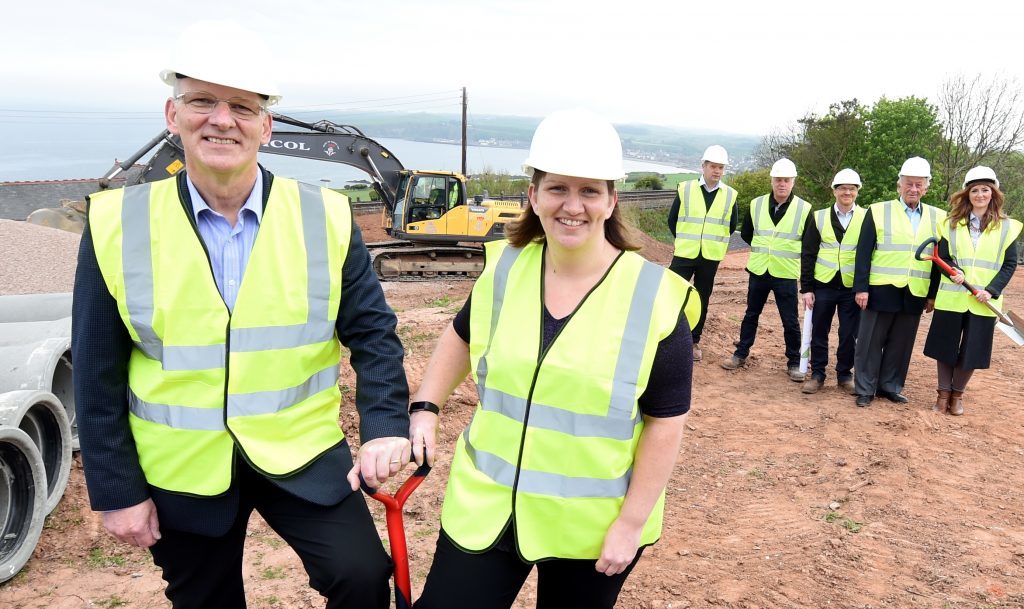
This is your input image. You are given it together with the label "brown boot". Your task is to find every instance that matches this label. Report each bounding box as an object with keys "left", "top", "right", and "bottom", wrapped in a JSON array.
[
  {"left": 948, "top": 390, "right": 964, "bottom": 416},
  {"left": 933, "top": 390, "right": 950, "bottom": 413}
]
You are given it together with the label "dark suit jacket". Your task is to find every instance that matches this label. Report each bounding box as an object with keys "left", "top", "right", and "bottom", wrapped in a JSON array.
[
  {"left": 72, "top": 168, "right": 409, "bottom": 536},
  {"left": 852, "top": 206, "right": 940, "bottom": 315}
]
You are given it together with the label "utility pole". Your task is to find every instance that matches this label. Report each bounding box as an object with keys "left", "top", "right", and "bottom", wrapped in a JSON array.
[{"left": 461, "top": 87, "right": 468, "bottom": 176}]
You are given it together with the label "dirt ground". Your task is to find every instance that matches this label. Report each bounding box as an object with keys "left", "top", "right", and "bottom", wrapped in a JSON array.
[{"left": 3, "top": 214, "right": 1023, "bottom": 609}]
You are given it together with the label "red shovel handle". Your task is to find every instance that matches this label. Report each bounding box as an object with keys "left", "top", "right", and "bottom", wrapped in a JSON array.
[
  {"left": 914, "top": 237, "right": 981, "bottom": 294},
  {"left": 361, "top": 460, "right": 431, "bottom": 609}
]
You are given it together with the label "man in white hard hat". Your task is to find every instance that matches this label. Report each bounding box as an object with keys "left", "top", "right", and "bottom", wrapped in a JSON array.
[
  {"left": 667, "top": 144, "right": 738, "bottom": 361},
  {"left": 798, "top": 169, "right": 867, "bottom": 394},
  {"left": 722, "top": 158, "right": 811, "bottom": 381},
  {"left": 72, "top": 20, "right": 408, "bottom": 608},
  {"left": 851, "top": 157, "right": 945, "bottom": 407}
]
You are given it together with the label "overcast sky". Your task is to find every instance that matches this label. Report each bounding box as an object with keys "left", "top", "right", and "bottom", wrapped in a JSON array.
[{"left": 3, "top": 0, "right": 1023, "bottom": 136}]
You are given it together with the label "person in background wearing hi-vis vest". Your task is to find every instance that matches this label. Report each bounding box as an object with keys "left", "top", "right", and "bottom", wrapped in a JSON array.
[
  {"left": 799, "top": 169, "right": 866, "bottom": 395},
  {"left": 407, "top": 109, "right": 701, "bottom": 609},
  {"left": 923, "top": 167, "right": 1020, "bottom": 415},
  {"left": 71, "top": 21, "right": 411, "bottom": 608},
  {"left": 852, "top": 157, "right": 946, "bottom": 407},
  {"left": 667, "top": 145, "right": 738, "bottom": 362},
  {"left": 722, "top": 158, "right": 811, "bottom": 382}
]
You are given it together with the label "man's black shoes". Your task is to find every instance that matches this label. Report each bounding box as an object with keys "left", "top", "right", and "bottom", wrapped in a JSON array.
[
  {"left": 855, "top": 395, "right": 872, "bottom": 407},
  {"left": 876, "top": 391, "right": 909, "bottom": 404}
]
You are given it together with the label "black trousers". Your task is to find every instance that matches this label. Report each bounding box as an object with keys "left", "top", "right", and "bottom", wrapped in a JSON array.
[
  {"left": 149, "top": 462, "right": 392, "bottom": 609},
  {"left": 734, "top": 273, "right": 801, "bottom": 367},
  {"left": 415, "top": 529, "right": 642, "bottom": 609},
  {"left": 853, "top": 308, "right": 922, "bottom": 396},
  {"left": 669, "top": 255, "right": 720, "bottom": 343},
  {"left": 809, "top": 286, "right": 860, "bottom": 381}
]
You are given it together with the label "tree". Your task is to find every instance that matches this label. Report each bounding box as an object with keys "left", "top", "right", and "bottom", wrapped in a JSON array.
[
  {"left": 727, "top": 168, "right": 771, "bottom": 225},
  {"left": 858, "top": 96, "right": 944, "bottom": 206},
  {"left": 935, "top": 74, "right": 1024, "bottom": 202},
  {"left": 633, "top": 175, "right": 664, "bottom": 190}
]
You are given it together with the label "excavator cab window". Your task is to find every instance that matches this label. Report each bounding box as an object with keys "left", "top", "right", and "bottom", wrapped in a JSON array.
[{"left": 408, "top": 176, "right": 449, "bottom": 222}]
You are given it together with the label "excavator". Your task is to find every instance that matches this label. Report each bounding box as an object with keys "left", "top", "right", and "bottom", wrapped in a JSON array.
[{"left": 27, "top": 114, "right": 524, "bottom": 280}]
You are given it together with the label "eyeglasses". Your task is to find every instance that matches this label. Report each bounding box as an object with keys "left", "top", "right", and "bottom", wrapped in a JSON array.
[
  {"left": 834, "top": 186, "right": 858, "bottom": 193},
  {"left": 174, "top": 92, "right": 265, "bottom": 119}
]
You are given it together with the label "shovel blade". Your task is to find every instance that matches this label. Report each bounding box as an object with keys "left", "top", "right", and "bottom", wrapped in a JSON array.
[{"left": 996, "top": 320, "right": 1024, "bottom": 346}]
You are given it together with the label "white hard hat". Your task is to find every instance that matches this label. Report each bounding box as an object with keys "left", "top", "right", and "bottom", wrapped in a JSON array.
[
  {"left": 831, "top": 168, "right": 862, "bottom": 188},
  {"left": 769, "top": 158, "right": 797, "bottom": 178},
  {"left": 899, "top": 156, "right": 931, "bottom": 179},
  {"left": 701, "top": 145, "right": 729, "bottom": 165},
  {"left": 160, "top": 20, "right": 281, "bottom": 106},
  {"left": 522, "top": 109, "right": 625, "bottom": 180},
  {"left": 963, "top": 166, "right": 999, "bottom": 189}
]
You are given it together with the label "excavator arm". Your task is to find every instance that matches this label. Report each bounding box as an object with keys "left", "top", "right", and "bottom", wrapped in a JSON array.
[{"left": 99, "top": 113, "right": 406, "bottom": 210}]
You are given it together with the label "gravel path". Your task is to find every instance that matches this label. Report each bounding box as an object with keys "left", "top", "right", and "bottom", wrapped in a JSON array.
[{"left": 0, "top": 220, "right": 80, "bottom": 295}]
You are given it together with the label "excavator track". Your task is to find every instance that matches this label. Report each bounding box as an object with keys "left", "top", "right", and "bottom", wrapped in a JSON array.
[{"left": 368, "top": 241, "right": 485, "bottom": 281}]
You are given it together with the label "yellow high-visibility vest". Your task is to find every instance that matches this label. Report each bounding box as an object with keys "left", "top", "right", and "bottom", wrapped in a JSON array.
[
  {"left": 867, "top": 200, "right": 946, "bottom": 297},
  {"left": 745, "top": 195, "right": 811, "bottom": 279},
  {"left": 88, "top": 175, "right": 350, "bottom": 495},
  {"left": 935, "top": 218, "right": 1022, "bottom": 315},
  {"left": 441, "top": 240, "right": 697, "bottom": 561},
  {"left": 673, "top": 180, "right": 737, "bottom": 261},
  {"left": 813, "top": 205, "right": 866, "bottom": 288}
]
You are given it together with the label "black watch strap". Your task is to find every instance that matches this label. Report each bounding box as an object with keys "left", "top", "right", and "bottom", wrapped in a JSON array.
[{"left": 409, "top": 400, "right": 440, "bottom": 415}]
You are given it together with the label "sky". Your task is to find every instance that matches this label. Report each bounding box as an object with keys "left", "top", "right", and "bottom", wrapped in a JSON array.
[{"left": 2, "top": 0, "right": 1024, "bottom": 137}]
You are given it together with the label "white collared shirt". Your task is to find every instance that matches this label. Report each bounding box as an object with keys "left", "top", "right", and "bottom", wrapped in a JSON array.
[
  {"left": 699, "top": 175, "right": 720, "bottom": 193},
  {"left": 834, "top": 203, "right": 856, "bottom": 230}
]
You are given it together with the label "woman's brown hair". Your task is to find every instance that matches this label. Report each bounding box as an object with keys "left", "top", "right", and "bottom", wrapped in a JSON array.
[
  {"left": 947, "top": 181, "right": 1006, "bottom": 232},
  {"left": 504, "top": 170, "right": 640, "bottom": 251}
]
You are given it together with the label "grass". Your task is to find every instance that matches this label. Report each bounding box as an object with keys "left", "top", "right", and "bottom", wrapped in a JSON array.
[
  {"left": 621, "top": 206, "right": 674, "bottom": 245},
  {"left": 261, "top": 566, "right": 286, "bottom": 580},
  {"left": 428, "top": 294, "right": 452, "bottom": 308},
  {"left": 96, "top": 595, "right": 128, "bottom": 608},
  {"left": 86, "top": 548, "right": 127, "bottom": 568},
  {"left": 824, "top": 511, "right": 863, "bottom": 533}
]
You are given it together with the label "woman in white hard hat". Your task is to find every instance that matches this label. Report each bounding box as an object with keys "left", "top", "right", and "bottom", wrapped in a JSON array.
[
  {"left": 408, "top": 109, "right": 700, "bottom": 608},
  {"left": 923, "top": 166, "right": 1020, "bottom": 415}
]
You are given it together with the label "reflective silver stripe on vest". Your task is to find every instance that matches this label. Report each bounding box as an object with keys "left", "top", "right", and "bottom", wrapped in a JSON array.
[
  {"left": 478, "top": 389, "right": 638, "bottom": 440},
  {"left": 474, "top": 246, "right": 523, "bottom": 407},
  {"left": 939, "top": 283, "right": 969, "bottom": 293},
  {"left": 819, "top": 242, "right": 840, "bottom": 250},
  {"left": 750, "top": 246, "right": 770, "bottom": 254},
  {"left": 817, "top": 259, "right": 839, "bottom": 270},
  {"left": 882, "top": 203, "right": 894, "bottom": 246},
  {"left": 228, "top": 364, "right": 339, "bottom": 416},
  {"left": 462, "top": 426, "right": 630, "bottom": 498},
  {"left": 704, "top": 216, "right": 730, "bottom": 227},
  {"left": 230, "top": 183, "right": 335, "bottom": 352},
  {"left": 872, "top": 266, "right": 931, "bottom": 279},
  {"left": 769, "top": 250, "right": 800, "bottom": 259},
  {"left": 476, "top": 251, "right": 659, "bottom": 439},
  {"left": 129, "top": 390, "right": 226, "bottom": 431},
  {"left": 701, "top": 234, "right": 731, "bottom": 243},
  {"left": 840, "top": 264, "right": 856, "bottom": 274},
  {"left": 839, "top": 244, "right": 857, "bottom": 252},
  {"left": 875, "top": 243, "right": 913, "bottom": 252}
]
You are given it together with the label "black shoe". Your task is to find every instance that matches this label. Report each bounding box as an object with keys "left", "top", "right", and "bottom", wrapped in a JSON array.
[
  {"left": 876, "top": 391, "right": 909, "bottom": 404},
  {"left": 855, "top": 395, "right": 872, "bottom": 407}
]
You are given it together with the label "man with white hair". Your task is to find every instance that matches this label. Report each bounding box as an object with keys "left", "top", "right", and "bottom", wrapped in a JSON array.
[
  {"left": 72, "top": 20, "right": 409, "bottom": 608},
  {"left": 667, "top": 145, "right": 738, "bottom": 361},
  {"left": 851, "top": 157, "right": 945, "bottom": 407}
]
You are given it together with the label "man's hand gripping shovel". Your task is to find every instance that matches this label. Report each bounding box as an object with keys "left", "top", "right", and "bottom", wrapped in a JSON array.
[
  {"left": 361, "top": 459, "right": 432, "bottom": 609},
  {"left": 916, "top": 237, "right": 1024, "bottom": 346}
]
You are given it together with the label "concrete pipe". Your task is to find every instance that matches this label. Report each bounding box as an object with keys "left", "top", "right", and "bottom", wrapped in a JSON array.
[
  {"left": 0, "top": 292, "right": 73, "bottom": 324},
  {"left": 0, "top": 391, "right": 72, "bottom": 515},
  {"left": 0, "top": 425, "right": 47, "bottom": 584},
  {"left": 0, "top": 328, "right": 77, "bottom": 452}
]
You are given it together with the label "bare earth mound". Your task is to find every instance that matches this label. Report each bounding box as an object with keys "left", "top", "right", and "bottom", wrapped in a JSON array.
[{"left": 2, "top": 214, "right": 1022, "bottom": 609}]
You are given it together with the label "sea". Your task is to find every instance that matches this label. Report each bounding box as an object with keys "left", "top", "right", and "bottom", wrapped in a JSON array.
[{"left": 0, "top": 118, "right": 691, "bottom": 184}]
